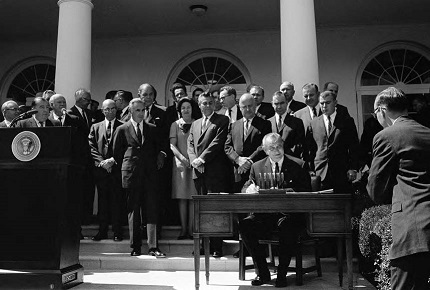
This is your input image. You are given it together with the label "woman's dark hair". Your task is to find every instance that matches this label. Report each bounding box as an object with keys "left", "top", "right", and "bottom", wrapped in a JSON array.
[{"left": 176, "top": 98, "right": 193, "bottom": 118}]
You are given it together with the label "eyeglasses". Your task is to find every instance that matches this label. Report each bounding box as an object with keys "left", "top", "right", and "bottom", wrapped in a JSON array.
[
  {"left": 374, "top": 106, "right": 387, "bottom": 114},
  {"left": 103, "top": 108, "right": 116, "bottom": 112},
  {"left": 266, "top": 145, "right": 283, "bottom": 152},
  {"left": 5, "top": 108, "right": 19, "bottom": 111}
]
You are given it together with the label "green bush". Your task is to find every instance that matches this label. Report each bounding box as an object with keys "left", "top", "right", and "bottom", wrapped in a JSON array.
[
  {"left": 359, "top": 205, "right": 391, "bottom": 258},
  {"left": 373, "top": 215, "right": 392, "bottom": 290}
]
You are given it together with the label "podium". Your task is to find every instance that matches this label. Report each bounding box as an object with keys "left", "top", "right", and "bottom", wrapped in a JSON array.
[{"left": 0, "top": 127, "right": 84, "bottom": 289}]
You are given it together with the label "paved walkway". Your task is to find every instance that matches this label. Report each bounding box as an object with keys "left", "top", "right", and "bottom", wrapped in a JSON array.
[{"left": 75, "top": 270, "right": 375, "bottom": 290}]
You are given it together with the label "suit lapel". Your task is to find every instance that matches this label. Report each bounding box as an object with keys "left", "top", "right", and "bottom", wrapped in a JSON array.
[{"left": 127, "top": 122, "right": 140, "bottom": 144}]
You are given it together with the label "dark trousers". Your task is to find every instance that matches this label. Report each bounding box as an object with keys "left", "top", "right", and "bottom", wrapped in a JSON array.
[
  {"left": 239, "top": 213, "right": 304, "bottom": 279},
  {"left": 94, "top": 167, "right": 123, "bottom": 234},
  {"left": 390, "top": 252, "right": 430, "bottom": 290}
]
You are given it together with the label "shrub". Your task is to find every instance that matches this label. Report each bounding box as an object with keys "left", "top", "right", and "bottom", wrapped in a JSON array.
[
  {"left": 373, "top": 215, "right": 392, "bottom": 290},
  {"left": 359, "top": 205, "right": 391, "bottom": 258}
]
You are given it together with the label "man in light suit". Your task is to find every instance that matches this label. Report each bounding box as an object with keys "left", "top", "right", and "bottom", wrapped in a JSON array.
[
  {"left": 268, "top": 91, "right": 306, "bottom": 159},
  {"left": 89, "top": 99, "right": 124, "bottom": 242},
  {"left": 239, "top": 133, "right": 311, "bottom": 287},
  {"left": 306, "top": 91, "right": 359, "bottom": 193},
  {"left": 279, "top": 81, "right": 306, "bottom": 115},
  {"left": 248, "top": 85, "right": 275, "bottom": 120},
  {"left": 0, "top": 100, "right": 20, "bottom": 127},
  {"left": 188, "top": 92, "right": 233, "bottom": 257},
  {"left": 225, "top": 93, "right": 271, "bottom": 192},
  {"left": 219, "top": 86, "right": 242, "bottom": 123},
  {"left": 16, "top": 97, "right": 58, "bottom": 127},
  {"left": 113, "top": 98, "right": 165, "bottom": 257},
  {"left": 48, "top": 94, "right": 80, "bottom": 127},
  {"left": 114, "top": 90, "right": 133, "bottom": 122},
  {"left": 367, "top": 87, "right": 430, "bottom": 289},
  {"left": 294, "top": 83, "right": 322, "bottom": 131}
]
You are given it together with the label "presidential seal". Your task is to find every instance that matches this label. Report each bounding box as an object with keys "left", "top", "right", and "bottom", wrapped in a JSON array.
[{"left": 11, "top": 131, "right": 41, "bottom": 162}]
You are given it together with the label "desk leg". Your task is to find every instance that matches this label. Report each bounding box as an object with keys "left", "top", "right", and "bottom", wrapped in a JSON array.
[
  {"left": 204, "top": 237, "right": 210, "bottom": 285},
  {"left": 194, "top": 237, "right": 200, "bottom": 290},
  {"left": 346, "top": 235, "right": 353, "bottom": 290},
  {"left": 337, "top": 237, "right": 344, "bottom": 287}
]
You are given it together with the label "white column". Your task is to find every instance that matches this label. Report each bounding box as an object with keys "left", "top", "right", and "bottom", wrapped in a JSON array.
[
  {"left": 280, "top": 0, "right": 319, "bottom": 89},
  {"left": 55, "top": 0, "right": 93, "bottom": 108}
]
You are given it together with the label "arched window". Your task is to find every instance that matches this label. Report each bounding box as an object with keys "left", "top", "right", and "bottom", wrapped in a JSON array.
[
  {"left": 165, "top": 49, "right": 251, "bottom": 105},
  {"left": 0, "top": 56, "right": 56, "bottom": 105},
  {"left": 356, "top": 42, "right": 430, "bottom": 133}
]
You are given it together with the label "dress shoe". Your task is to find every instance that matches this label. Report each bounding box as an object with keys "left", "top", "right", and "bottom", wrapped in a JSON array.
[
  {"left": 113, "top": 234, "right": 123, "bottom": 242},
  {"left": 275, "top": 277, "right": 287, "bottom": 288},
  {"left": 92, "top": 232, "right": 108, "bottom": 241},
  {"left": 131, "top": 248, "right": 141, "bottom": 256},
  {"left": 148, "top": 248, "right": 166, "bottom": 258},
  {"left": 233, "top": 247, "right": 249, "bottom": 258},
  {"left": 212, "top": 251, "right": 223, "bottom": 258},
  {"left": 251, "top": 275, "right": 271, "bottom": 286}
]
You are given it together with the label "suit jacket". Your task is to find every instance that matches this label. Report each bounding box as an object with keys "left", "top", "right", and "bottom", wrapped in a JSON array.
[
  {"left": 225, "top": 116, "right": 271, "bottom": 163},
  {"left": 89, "top": 119, "right": 123, "bottom": 167},
  {"left": 68, "top": 105, "right": 92, "bottom": 133},
  {"left": 0, "top": 120, "right": 8, "bottom": 128},
  {"left": 16, "top": 117, "right": 58, "bottom": 128},
  {"left": 256, "top": 102, "right": 275, "bottom": 120},
  {"left": 187, "top": 113, "right": 233, "bottom": 192},
  {"left": 287, "top": 99, "right": 306, "bottom": 115},
  {"left": 112, "top": 120, "right": 158, "bottom": 189},
  {"left": 293, "top": 106, "right": 321, "bottom": 132},
  {"left": 225, "top": 105, "right": 243, "bottom": 122},
  {"left": 307, "top": 110, "right": 359, "bottom": 193},
  {"left": 244, "top": 154, "right": 311, "bottom": 192},
  {"left": 146, "top": 104, "right": 169, "bottom": 153},
  {"left": 225, "top": 116, "right": 271, "bottom": 186},
  {"left": 268, "top": 114, "right": 306, "bottom": 159},
  {"left": 367, "top": 116, "right": 430, "bottom": 260},
  {"left": 48, "top": 112, "right": 81, "bottom": 127}
]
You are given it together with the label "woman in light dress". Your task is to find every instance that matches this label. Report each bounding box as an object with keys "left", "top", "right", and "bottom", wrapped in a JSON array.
[{"left": 169, "top": 98, "right": 197, "bottom": 239}]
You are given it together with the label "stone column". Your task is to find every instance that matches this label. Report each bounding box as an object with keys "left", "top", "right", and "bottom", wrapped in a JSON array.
[
  {"left": 280, "top": 0, "right": 319, "bottom": 89},
  {"left": 55, "top": 0, "right": 93, "bottom": 108}
]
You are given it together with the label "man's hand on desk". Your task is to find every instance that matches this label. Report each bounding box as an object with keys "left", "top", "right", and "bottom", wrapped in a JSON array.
[{"left": 245, "top": 183, "right": 259, "bottom": 194}]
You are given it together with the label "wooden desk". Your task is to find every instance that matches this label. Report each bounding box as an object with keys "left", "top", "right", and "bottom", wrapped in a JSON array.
[{"left": 193, "top": 193, "right": 353, "bottom": 290}]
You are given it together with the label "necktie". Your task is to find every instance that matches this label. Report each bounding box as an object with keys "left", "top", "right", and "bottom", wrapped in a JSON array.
[
  {"left": 228, "top": 109, "right": 232, "bottom": 119},
  {"left": 144, "top": 107, "right": 149, "bottom": 120},
  {"left": 39, "top": 121, "right": 44, "bottom": 128},
  {"left": 82, "top": 110, "right": 88, "bottom": 126},
  {"left": 136, "top": 123, "right": 143, "bottom": 144},
  {"left": 201, "top": 117, "right": 208, "bottom": 132},
  {"left": 327, "top": 115, "right": 332, "bottom": 134},
  {"left": 106, "top": 121, "right": 112, "bottom": 142},
  {"left": 275, "top": 162, "right": 280, "bottom": 174},
  {"left": 244, "top": 119, "right": 249, "bottom": 137},
  {"left": 277, "top": 116, "right": 282, "bottom": 132},
  {"left": 58, "top": 115, "right": 62, "bottom": 126},
  {"left": 312, "top": 107, "right": 317, "bottom": 119}
]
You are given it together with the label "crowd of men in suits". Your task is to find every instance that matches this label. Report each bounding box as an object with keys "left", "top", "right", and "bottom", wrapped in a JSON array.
[{"left": 1, "top": 81, "right": 429, "bottom": 289}]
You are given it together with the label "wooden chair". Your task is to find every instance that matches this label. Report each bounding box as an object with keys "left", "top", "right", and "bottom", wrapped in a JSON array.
[{"left": 238, "top": 175, "right": 323, "bottom": 285}]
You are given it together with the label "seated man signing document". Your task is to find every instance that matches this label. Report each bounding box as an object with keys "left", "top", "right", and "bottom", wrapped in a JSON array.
[{"left": 239, "top": 132, "right": 311, "bottom": 287}]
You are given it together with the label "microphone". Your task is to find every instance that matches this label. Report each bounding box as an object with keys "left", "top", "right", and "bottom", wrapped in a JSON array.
[
  {"left": 10, "top": 109, "right": 38, "bottom": 127},
  {"left": 61, "top": 108, "right": 68, "bottom": 116}
]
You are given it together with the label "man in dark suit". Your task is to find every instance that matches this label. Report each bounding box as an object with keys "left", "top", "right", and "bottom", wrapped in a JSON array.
[
  {"left": 89, "top": 99, "right": 124, "bottom": 242},
  {"left": 279, "top": 81, "right": 306, "bottom": 115},
  {"left": 248, "top": 85, "right": 275, "bottom": 120},
  {"left": 165, "top": 82, "right": 201, "bottom": 129},
  {"left": 114, "top": 90, "right": 133, "bottom": 122},
  {"left": 188, "top": 92, "right": 233, "bottom": 257},
  {"left": 268, "top": 91, "right": 306, "bottom": 158},
  {"left": 219, "top": 86, "right": 242, "bottom": 123},
  {"left": 113, "top": 98, "right": 165, "bottom": 257},
  {"left": 68, "top": 88, "right": 95, "bottom": 228},
  {"left": 367, "top": 87, "right": 430, "bottom": 289},
  {"left": 0, "top": 100, "right": 19, "bottom": 127},
  {"left": 307, "top": 91, "right": 359, "bottom": 193},
  {"left": 16, "top": 97, "right": 58, "bottom": 127},
  {"left": 138, "top": 83, "right": 171, "bottom": 233},
  {"left": 239, "top": 133, "right": 311, "bottom": 287},
  {"left": 225, "top": 93, "right": 271, "bottom": 192}
]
